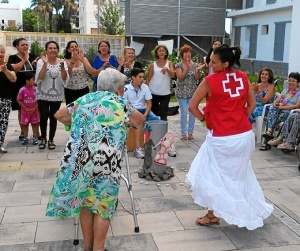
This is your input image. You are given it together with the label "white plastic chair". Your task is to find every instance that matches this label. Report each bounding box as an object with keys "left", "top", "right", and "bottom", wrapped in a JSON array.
[{"left": 255, "top": 92, "right": 281, "bottom": 143}]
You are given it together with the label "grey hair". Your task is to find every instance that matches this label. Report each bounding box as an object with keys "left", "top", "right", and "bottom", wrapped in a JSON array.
[{"left": 97, "top": 68, "right": 127, "bottom": 92}]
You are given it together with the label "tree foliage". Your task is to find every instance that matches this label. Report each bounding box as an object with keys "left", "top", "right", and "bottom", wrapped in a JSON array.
[
  {"left": 25, "top": 0, "right": 78, "bottom": 33},
  {"left": 96, "top": 0, "right": 124, "bottom": 35},
  {"left": 22, "top": 8, "right": 37, "bottom": 32}
]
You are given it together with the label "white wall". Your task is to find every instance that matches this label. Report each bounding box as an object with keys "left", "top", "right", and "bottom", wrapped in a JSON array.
[
  {"left": 288, "top": 0, "right": 300, "bottom": 72},
  {"left": 234, "top": 9, "right": 291, "bottom": 62},
  {"left": 0, "top": 4, "right": 22, "bottom": 29},
  {"left": 78, "top": 0, "right": 99, "bottom": 34}
]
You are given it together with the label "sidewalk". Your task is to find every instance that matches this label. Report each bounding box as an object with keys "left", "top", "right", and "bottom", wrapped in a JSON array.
[{"left": 0, "top": 110, "right": 300, "bottom": 251}]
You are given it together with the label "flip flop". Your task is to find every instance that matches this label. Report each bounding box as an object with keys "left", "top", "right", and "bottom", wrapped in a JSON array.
[
  {"left": 195, "top": 214, "right": 220, "bottom": 226},
  {"left": 259, "top": 143, "right": 271, "bottom": 151},
  {"left": 277, "top": 143, "right": 294, "bottom": 150}
]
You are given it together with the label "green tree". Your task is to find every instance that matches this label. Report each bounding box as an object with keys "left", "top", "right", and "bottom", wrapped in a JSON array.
[
  {"left": 22, "top": 8, "right": 37, "bottom": 32},
  {"left": 29, "top": 41, "right": 44, "bottom": 58},
  {"left": 30, "top": 0, "right": 49, "bottom": 32},
  {"left": 96, "top": 0, "right": 124, "bottom": 35}
]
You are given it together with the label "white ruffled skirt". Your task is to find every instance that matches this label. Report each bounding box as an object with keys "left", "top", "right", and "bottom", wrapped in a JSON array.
[{"left": 186, "top": 130, "right": 273, "bottom": 230}]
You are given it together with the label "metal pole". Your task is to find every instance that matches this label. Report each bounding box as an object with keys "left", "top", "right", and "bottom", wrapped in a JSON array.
[
  {"left": 177, "top": 0, "right": 181, "bottom": 56},
  {"left": 97, "top": 0, "right": 100, "bottom": 34}
]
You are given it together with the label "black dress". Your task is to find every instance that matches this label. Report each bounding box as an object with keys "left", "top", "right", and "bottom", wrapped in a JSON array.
[{"left": 7, "top": 53, "right": 37, "bottom": 110}]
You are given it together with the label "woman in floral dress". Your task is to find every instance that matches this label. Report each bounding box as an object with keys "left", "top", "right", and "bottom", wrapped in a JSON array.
[{"left": 46, "top": 68, "right": 145, "bottom": 251}]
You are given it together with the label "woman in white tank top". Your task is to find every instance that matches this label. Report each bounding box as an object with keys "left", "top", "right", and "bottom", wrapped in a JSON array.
[{"left": 146, "top": 45, "right": 175, "bottom": 120}]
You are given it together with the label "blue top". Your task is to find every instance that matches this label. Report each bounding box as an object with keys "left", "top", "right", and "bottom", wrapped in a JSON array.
[{"left": 91, "top": 55, "right": 119, "bottom": 91}]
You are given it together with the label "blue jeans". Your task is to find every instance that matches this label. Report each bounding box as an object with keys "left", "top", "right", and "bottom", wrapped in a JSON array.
[
  {"left": 178, "top": 98, "right": 195, "bottom": 135},
  {"left": 137, "top": 108, "right": 160, "bottom": 121}
]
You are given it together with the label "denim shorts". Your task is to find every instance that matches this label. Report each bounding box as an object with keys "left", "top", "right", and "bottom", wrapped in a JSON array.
[{"left": 137, "top": 108, "right": 160, "bottom": 121}]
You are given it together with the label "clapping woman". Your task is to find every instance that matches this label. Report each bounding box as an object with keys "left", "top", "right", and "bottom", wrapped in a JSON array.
[
  {"left": 146, "top": 45, "right": 175, "bottom": 121},
  {"left": 120, "top": 46, "right": 142, "bottom": 85},
  {"left": 64, "top": 40, "right": 98, "bottom": 104},
  {"left": 0, "top": 45, "right": 17, "bottom": 153},
  {"left": 175, "top": 44, "right": 202, "bottom": 140},
  {"left": 8, "top": 38, "right": 38, "bottom": 141},
  {"left": 249, "top": 67, "right": 275, "bottom": 123},
  {"left": 36, "top": 41, "right": 69, "bottom": 150},
  {"left": 91, "top": 40, "right": 122, "bottom": 91}
]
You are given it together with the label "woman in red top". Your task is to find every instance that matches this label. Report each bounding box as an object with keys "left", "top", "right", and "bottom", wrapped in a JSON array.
[{"left": 186, "top": 45, "right": 273, "bottom": 230}]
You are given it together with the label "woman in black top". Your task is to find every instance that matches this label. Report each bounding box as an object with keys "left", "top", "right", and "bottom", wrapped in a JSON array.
[
  {"left": 7, "top": 38, "right": 38, "bottom": 140},
  {"left": 0, "top": 45, "right": 17, "bottom": 153}
]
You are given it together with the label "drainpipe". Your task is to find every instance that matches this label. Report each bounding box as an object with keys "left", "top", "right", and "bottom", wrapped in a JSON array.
[{"left": 177, "top": 0, "right": 181, "bottom": 56}]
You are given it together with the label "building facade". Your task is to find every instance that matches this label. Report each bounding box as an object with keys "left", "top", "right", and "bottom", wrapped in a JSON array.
[
  {"left": 228, "top": 0, "right": 299, "bottom": 76},
  {"left": 125, "top": 0, "right": 242, "bottom": 60},
  {"left": 0, "top": 3, "right": 22, "bottom": 30},
  {"left": 78, "top": 0, "right": 125, "bottom": 34}
]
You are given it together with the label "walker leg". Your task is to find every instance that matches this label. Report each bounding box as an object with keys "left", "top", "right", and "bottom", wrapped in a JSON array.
[
  {"left": 120, "top": 145, "right": 140, "bottom": 232},
  {"left": 73, "top": 218, "right": 79, "bottom": 246}
]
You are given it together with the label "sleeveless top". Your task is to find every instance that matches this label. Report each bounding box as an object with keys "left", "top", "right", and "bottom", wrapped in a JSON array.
[
  {"left": 204, "top": 70, "right": 252, "bottom": 136},
  {"left": 149, "top": 61, "right": 171, "bottom": 95},
  {"left": 66, "top": 63, "right": 90, "bottom": 90}
]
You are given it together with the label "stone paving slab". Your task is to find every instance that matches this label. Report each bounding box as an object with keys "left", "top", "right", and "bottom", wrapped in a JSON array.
[
  {"left": 137, "top": 195, "right": 199, "bottom": 214},
  {"left": 152, "top": 228, "right": 236, "bottom": 251},
  {"left": 0, "top": 191, "right": 42, "bottom": 207},
  {"left": 0, "top": 222, "right": 37, "bottom": 246},
  {"left": 0, "top": 169, "right": 45, "bottom": 182},
  {"left": 222, "top": 222, "right": 300, "bottom": 249},
  {"left": 12, "top": 178, "right": 54, "bottom": 192},
  {"left": 111, "top": 211, "right": 184, "bottom": 236},
  {"left": 0, "top": 181, "right": 15, "bottom": 193},
  {"left": 2, "top": 204, "right": 56, "bottom": 224},
  {"left": 35, "top": 220, "right": 85, "bottom": 243}
]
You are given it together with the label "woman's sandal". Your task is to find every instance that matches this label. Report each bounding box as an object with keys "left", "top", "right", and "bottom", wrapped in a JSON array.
[
  {"left": 196, "top": 214, "right": 220, "bottom": 226},
  {"left": 188, "top": 134, "right": 194, "bottom": 140},
  {"left": 48, "top": 140, "right": 56, "bottom": 150},
  {"left": 259, "top": 143, "right": 271, "bottom": 151},
  {"left": 39, "top": 139, "right": 46, "bottom": 150},
  {"left": 181, "top": 135, "right": 187, "bottom": 140},
  {"left": 262, "top": 130, "right": 274, "bottom": 140}
]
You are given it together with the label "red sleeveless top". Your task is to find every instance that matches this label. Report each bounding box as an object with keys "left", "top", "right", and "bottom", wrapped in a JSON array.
[{"left": 204, "top": 70, "right": 252, "bottom": 136}]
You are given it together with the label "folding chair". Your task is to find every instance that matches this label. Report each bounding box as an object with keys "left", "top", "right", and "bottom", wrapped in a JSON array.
[{"left": 73, "top": 143, "right": 140, "bottom": 246}]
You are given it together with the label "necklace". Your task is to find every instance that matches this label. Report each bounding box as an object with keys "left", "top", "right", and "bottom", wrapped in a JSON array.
[{"left": 279, "top": 89, "right": 298, "bottom": 106}]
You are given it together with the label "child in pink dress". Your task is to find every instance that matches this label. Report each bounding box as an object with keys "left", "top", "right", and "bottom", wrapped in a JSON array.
[{"left": 17, "top": 72, "right": 40, "bottom": 145}]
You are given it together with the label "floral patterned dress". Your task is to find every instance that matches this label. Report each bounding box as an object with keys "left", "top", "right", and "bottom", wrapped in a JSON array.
[
  {"left": 249, "top": 89, "right": 274, "bottom": 123},
  {"left": 46, "top": 91, "right": 134, "bottom": 220}
]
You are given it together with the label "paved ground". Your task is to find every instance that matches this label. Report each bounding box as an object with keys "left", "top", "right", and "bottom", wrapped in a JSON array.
[{"left": 0, "top": 109, "right": 300, "bottom": 251}]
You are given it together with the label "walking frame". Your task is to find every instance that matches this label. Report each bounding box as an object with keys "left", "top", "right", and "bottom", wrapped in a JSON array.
[{"left": 73, "top": 143, "right": 140, "bottom": 246}]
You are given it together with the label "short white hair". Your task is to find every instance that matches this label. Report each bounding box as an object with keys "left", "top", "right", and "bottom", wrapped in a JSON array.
[{"left": 97, "top": 68, "right": 127, "bottom": 93}]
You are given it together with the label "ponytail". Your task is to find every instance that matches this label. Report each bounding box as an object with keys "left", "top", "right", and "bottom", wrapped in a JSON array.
[{"left": 213, "top": 44, "right": 242, "bottom": 69}]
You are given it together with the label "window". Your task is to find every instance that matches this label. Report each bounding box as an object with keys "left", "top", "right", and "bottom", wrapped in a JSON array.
[
  {"left": 266, "top": 0, "right": 276, "bottom": 4},
  {"left": 261, "top": 25, "right": 269, "bottom": 35},
  {"left": 246, "top": 0, "right": 254, "bottom": 9},
  {"left": 274, "top": 22, "right": 286, "bottom": 61},
  {"left": 234, "top": 27, "right": 241, "bottom": 46},
  {"left": 244, "top": 25, "right": 258, "bottom": 58},
  {"left": 249, "top": 26, "right": 258, "bottom": 58}
]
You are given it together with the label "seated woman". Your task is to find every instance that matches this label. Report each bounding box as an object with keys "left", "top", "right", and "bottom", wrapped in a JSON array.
[
  {"left": 268, "top": 111, "right": 300, "bottom": 150},
  {"left": 260, "top": 72, "right": 300, "bottom": 151},
  {"left": 249, "top": 67, "right": 275, "bottom": 123}
]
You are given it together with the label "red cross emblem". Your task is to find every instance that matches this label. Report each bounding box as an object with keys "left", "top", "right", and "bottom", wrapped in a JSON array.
[{"left": 222, "top": 73, "right": 244, "bottom": 97}]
